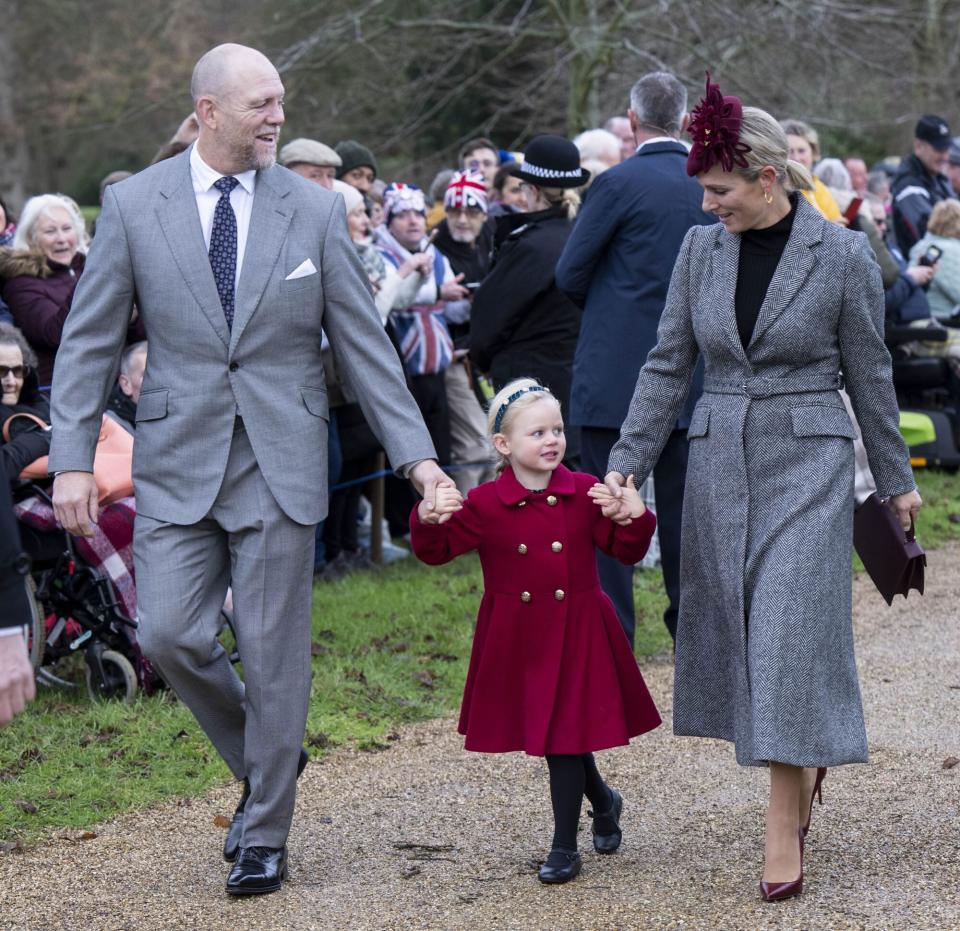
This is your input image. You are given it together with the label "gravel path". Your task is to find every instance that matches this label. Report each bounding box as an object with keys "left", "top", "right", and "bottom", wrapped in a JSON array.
[{"left": 2, "top": 544, "right": 959, "bottom": 930}]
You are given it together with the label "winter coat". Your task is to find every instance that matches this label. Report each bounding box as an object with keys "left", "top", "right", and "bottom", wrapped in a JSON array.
[
  {"left": 0, "top": 249, "right": 84, "bottom": 386},
  {"left": 801, "top": 176, "right": 842, "bottom": 222},
  {"left": 410, "top": 464, "right": 662, "bottom": 755},
  {"left": 891, "top": 153, "right": 954, "bottom": 255},
  {"left": 555, "top": 140, "right": 715, "bottom": 431},
  {"left": 609, "top": 196, "right": 915, "bottom": 768},
  {"left": 469, "top": 206, "right": 581, "bottom": 417},
  {"left": 908, "top": 233, "right": 960, "bottom": 319}
]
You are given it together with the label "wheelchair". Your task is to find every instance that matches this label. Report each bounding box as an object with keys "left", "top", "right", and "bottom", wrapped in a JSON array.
[
  {"left": 16, "top": 484, "right": 145, "bottom": 703},
  {"left": 887, "top": 322, "right": 960, "bottom": 471}
]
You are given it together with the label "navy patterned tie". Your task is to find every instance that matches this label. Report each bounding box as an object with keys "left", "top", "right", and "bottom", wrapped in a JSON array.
[{"left": 209, "top": 176, "right": 239, "bottom": 328}]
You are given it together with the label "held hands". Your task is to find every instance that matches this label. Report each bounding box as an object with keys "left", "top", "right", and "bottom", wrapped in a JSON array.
[
  {"left": 52, "top": 471, "right": 99, "bottom": 538},
  {"left": 409, "top": 460, "right": 460, "bottom": 524},
  {"left": 417, "top": 482, "right": 464, "bottom": 525},
  {"left": 589, "top": 473, "right": 646, "bottom": 525},
  {"left": 887, "top": 489, "right": 922, "bottom": 532}
]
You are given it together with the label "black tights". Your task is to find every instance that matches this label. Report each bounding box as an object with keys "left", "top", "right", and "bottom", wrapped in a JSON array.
[{"left": 545, "top": 753, "right": 612, "bottom": 851}]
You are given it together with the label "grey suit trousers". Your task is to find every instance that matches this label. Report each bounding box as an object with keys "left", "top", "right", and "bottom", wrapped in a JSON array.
[{"left": 134, "top": 423, "right": 315, "bottom": 848}]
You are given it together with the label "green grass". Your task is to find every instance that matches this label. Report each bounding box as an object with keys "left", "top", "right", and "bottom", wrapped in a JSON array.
[{"left": 1, "top": 469, "right": 954, "bottom": 847}]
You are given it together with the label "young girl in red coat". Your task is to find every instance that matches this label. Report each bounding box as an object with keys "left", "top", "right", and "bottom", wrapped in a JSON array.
[{"left": 411, "top": 377, "right": 662, "bottom": 884}]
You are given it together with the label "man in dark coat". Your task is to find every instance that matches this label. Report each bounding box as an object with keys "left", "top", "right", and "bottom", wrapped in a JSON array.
[
  {"left": 892, "top": 115, "right": 955, "bottom": 255},
  {"left": 556, "top": 71, "right": 715, "bottom": 645}
]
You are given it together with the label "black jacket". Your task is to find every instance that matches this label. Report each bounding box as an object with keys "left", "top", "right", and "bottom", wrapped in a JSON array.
[
  {"left": 469, "top": 205, "right": 581, "bottom": 415},
  {"left": 433, "top": 218, "right": 494, "bottom": 346},
  {"left": 891, "top": 153, "right": 955, "bottom": 255},
  {"left": 1, "top": 476, "right": 32, "bottom": 630},
  {"left": 1, "top": 371, "right": 51, "bottom": 483}
]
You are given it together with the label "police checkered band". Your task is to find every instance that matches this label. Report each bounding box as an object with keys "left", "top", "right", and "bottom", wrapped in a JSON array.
[
  {"left": 493, "top": 386, "right": 548, "bottom": 433},
  {"left": 519, "top": 160, "right": 584, "bottom": 180}
]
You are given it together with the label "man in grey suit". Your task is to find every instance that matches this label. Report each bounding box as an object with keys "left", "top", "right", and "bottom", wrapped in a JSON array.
[{"left": 50, "top": 44, "right": 446, "bottom": 896}]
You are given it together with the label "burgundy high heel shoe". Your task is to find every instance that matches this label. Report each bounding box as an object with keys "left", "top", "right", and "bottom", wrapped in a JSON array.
[
  {"left": 801, "top": 767, "right": 827, "bottom": 838},
  {"left": 760, "top": 828, "right": 804, "bottom": 903}
]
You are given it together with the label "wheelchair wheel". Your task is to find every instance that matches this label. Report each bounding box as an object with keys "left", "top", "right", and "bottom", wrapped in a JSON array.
[
  {"left": 85, "top": 649, "right": 138, "bottom": 703},
  {"left": 24, "top": 576, "right": 45, "bottom": 671}
]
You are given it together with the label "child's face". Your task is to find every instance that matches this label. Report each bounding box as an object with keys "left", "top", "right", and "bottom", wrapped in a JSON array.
[{"left": 495, "top": 399, "right": 566, "bottom": 475}]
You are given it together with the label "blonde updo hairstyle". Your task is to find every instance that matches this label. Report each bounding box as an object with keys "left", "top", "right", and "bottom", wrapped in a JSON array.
[
  {"left": 487, "top": 377, "right": 560, "bottom": 475},
  {"left": 736, "top": 108, "right": 813, "bottom": 194},
  {"left": 532, "top": 185, "right": 581, "bottom": 220}
]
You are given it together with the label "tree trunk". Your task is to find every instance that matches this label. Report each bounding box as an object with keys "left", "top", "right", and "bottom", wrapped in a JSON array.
[{"left": 0, "top": 0, "right": 31, "bottom": 213}]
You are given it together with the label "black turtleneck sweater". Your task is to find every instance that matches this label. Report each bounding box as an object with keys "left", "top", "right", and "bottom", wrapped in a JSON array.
[{"left": 734, "top": 193, "right": 798, "bottom": 348}]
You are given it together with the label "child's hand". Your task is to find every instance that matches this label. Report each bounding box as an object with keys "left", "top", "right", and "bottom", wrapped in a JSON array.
[
  {"left": 418, "top": 482, "right": 464, "bottom": 525},
  {"left": 588, "top": 475, "right": 645, "bottom": 525}
]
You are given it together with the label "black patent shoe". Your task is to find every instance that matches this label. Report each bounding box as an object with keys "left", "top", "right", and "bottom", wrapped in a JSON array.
[
  {"left": 589, "top": 787, "right": 623, "bottom": 854},
  {"left": 225, "top": 845, "right": 288, "bottom": 896},
  {"left": 537, "top": 848, "right": 582, "bottom": 884},
  {"left": 223, "top": 748, "right": 309, "bottom": 862}
]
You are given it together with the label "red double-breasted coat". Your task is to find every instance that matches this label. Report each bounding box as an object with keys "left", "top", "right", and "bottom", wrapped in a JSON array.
[{"left": 410, "top": 465, "right": 662, "bottom": 756}]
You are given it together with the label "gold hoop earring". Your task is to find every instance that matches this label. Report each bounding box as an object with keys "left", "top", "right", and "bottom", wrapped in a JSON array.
[{"left": 764, "top": 190, "right": 773, "bottom": 205}]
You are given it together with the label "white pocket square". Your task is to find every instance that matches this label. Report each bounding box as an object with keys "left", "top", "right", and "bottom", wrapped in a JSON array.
[{"left": 285, "top": 259, "right": 317, "bottom": 280}]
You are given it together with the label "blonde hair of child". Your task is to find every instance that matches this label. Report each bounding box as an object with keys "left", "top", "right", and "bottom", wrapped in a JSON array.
[{"left": 487, "top": 377, "right": 559, "bottom": 475}]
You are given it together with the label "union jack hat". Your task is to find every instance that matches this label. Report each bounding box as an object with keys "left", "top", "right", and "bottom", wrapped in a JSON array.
[
  {"left": 443, "top": 170, "right": 488, "bottom": 213},
  {"left": 383, "top": 182, "right": 426, "bottom": 223}
]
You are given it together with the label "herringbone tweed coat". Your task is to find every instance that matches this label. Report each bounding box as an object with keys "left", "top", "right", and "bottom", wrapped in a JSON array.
[{"left": 608, "top": 196, "right": 916, "bottom": 767}]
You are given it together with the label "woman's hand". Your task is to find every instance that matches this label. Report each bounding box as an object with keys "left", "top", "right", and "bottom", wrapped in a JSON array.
[
  {"left": 589, "top": 474, "right": 645, "bottom": 524},
  {"left": 398, "top": 253, "right": 432, "bottom": 279},
  {"left": 906, "top": 264, "right": 936, "bottom": 287},
  {"left": 887, "top": 489, "right": 922, "bottom": 532},
  {"left": 417, "top": 483, "right": 463, "bottom": 525}
]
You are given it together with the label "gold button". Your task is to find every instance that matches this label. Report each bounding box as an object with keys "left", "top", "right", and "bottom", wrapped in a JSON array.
[
  {"left": 518, "top": 544, "right": 528, "bottom": 554},
  {"left": 551, "top": 541, "right": 563, "bottom": 553},
  {"left": 521, "top": 591, "right": 532, "bottom": 603},
  {"left": 554, "top": 589, "right": 565, "bottom": 601},
  {"left": 547, "top": 495, "right": 558, "bottom": 506},
  {"left": 518, "top": 500, "right": 527, "bottom": 508}
]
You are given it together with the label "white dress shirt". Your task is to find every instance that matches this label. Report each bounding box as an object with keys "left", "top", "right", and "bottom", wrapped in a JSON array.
[{"left": 190, "top": 145, "right": 257, "bottom": 289}]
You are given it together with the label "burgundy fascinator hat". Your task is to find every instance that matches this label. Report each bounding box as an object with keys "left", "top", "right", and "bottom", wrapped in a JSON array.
[{"left": 686, "top": 72, "right": 752, "bottom": 176}]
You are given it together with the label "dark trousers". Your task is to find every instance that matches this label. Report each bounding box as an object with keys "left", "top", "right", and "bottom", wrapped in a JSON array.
[{"left": 580, "top": 426, "right": 688, "bottom": 645}]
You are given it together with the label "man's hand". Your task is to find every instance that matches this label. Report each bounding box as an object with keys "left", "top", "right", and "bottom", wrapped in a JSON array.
[
  {"left": 53, "top": 471, "right": 99, "bottom": 537},
  {"left": 0, "top": 635, "right": 35, "bottom": 727},
  {"left": 888, "top": 488, "right": 922, "bottom": 532},
  {"left": 409, "top": 460, "right": 458, "bottom": 524},
  {"left": 440, "top": 274, "right": 469, "bottom": 302}
]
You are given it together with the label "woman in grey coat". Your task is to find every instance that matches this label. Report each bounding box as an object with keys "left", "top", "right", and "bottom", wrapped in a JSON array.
[{"left": 598, "top": 78, "right": 921, "bottom": 902}]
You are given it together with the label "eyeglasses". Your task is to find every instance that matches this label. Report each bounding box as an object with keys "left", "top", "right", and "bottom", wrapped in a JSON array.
[{"left": 0, "top": 365, "right": 25, "bottom": 379}]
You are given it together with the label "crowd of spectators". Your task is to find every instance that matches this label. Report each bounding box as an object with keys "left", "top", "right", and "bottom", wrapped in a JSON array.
[{"left": 4, "top": 87, "right": 960, "bottom": 602}]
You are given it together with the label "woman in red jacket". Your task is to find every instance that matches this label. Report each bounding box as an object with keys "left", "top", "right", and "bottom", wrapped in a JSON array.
[{"left": 410, "top": 377, "right": 661, "bottom": 885}]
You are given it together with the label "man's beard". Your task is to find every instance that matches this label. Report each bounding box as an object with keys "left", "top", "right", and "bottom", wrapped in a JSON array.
[
  {"left": 229, "top": 129, "right": 278, "bottom": 171},
  {"left": 449, "top": 228, "right": 478, "bottom": 244}
]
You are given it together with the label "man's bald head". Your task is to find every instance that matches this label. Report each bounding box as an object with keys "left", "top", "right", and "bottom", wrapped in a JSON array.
[
  {"left": 191, "top": 43, "right": 277, "bottom": 104},
  {"left": 190, "top": 43, "right": 285, "bottom": 174}
]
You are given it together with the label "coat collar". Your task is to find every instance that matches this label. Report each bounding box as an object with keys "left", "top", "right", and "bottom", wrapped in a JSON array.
[
  {"left": 633, "top": 139, "right": 689, "bottom": 158},
  {"left": 712, "top": 194, "right": 825, "bottom": 361},
  {"left": 494, "top": 463, "right": 577, "bottom": 506}
]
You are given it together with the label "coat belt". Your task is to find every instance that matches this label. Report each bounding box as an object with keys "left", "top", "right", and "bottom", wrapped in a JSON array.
[{"left": 703, "top": 374, "right": 844, "bottom": 400}]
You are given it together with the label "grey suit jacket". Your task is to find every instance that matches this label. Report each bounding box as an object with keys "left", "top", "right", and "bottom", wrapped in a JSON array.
[{"left": 49, "top": 149, "right": 435, "bottom": 525}]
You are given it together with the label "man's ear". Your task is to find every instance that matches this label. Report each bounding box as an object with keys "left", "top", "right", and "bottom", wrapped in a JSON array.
[
  {"left": 195, "top": 96, "right": 217, "bottom": 130},
  {"left": 680, "top": 112, "right": 690, "bottom": 134},
  {"left": 628, "top": 109, "right": 639, "bottom": 137}
]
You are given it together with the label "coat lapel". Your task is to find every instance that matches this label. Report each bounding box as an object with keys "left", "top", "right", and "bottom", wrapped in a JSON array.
[
  {"left": 230, "top": 167, "right": 293, "bottom": 350},
  {"left": 748, "top": 198, "right": 823, "bottom": 350},
  {"left": 155, "top": 155, "right": 230, "bottom": 349},
  {"left": 711, "top": 230, "right": 750, "bottom": 365}
]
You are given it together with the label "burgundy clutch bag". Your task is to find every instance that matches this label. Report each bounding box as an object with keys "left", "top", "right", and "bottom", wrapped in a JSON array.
[{"left": 853, "top": 493, "right": 926, "bottom": 605}]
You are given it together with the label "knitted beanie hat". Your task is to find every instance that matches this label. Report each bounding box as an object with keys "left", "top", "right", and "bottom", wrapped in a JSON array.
[
  {"left": 443, "top": 170, "right": 488, "bottom": 212},
  {"left": 335, "top": 140, "right": 379, "bottom": 178},
  {"left": 332, "top": 179, "right": 365, "bottom": 215},
  {"left": 382, "top": 183, "right": 426, "bottom": 223}
]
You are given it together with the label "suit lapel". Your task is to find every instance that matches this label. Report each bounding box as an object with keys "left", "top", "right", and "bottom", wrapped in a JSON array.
[
  {"left": 230, "top": 167, "right": 293, "bottom": 350},
  {"left": 156, "top": 156, "right": 230, "bottom": 349},
  {"left": 748, "top": 199, "right": 823, "bottom": 350}
]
